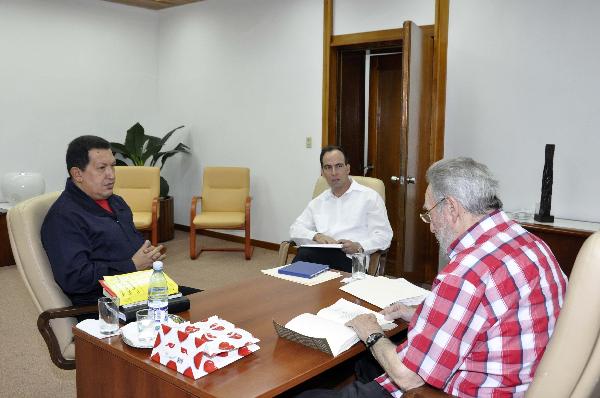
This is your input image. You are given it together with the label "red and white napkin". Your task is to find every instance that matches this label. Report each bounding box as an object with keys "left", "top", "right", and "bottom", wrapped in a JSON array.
[{"left": 150, "top": 315, "right": 260, "bottom": 379}]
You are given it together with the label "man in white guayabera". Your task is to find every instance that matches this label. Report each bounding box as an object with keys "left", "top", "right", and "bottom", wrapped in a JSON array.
[{"left": 289, "top": 145, "right": 392, "bottom": 272}]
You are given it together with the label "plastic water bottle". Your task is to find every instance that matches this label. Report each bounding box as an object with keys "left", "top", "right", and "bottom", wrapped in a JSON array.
[{"left": 148, "top": 261, "right": 169, "bottom": 329}]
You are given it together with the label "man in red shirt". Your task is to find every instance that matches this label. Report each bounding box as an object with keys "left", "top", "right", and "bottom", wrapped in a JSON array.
[{"left": 299, "top": 157, "right": 568, "bottom": 397}]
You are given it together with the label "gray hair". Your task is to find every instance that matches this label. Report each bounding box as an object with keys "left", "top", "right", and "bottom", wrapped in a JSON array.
[{"left": 426, "top": 157, "right": 502, "bottom": 215}]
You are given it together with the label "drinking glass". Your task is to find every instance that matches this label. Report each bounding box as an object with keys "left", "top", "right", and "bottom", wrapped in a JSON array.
[
  {"left": 136, "top": 309, "right": 156, "bottom": 343},
  {"left": 351, "top": 252, "right": 367, "bottom": 280},
  {"left": 98, "top": 297, "right": 120, "bottom": 334}
]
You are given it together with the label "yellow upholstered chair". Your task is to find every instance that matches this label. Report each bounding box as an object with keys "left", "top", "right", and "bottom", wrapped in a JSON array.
[
  {"left": 7, "top": 192, "right": 97, "bottom": 370},
  {"left": 190, "top": 167, "right": 253, "bottom": 260},
  {"left": 113, "top": 166, "right": 160, "bottom": 246},
  {"left": 277, "top": 176, "right": 389, "bottom": 276}
]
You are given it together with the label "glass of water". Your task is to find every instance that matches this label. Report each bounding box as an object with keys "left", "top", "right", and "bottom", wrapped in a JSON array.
[
  {"left": 351, "top": 252, "right": 367, "bottom": 280},
  {"left": 98, "top": 297, "right": 120, "bottom": 334},
  {"left": 136, "top": 309, "right": 156, "bottom": 343}
]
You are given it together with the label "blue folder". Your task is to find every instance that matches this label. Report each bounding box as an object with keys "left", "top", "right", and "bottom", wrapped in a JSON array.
[{"left": 278, "top": 261, "right": 330, "bottom": 279}]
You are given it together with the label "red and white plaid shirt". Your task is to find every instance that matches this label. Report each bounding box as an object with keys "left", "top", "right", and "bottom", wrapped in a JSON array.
[{"left": 376, "top": 210, "right": 567, "bottom": 397}]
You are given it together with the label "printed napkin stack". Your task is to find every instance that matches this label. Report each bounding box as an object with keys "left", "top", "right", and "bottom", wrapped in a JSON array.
[{"left": 150, "top": 315, "right": 260, "bottom": 379}]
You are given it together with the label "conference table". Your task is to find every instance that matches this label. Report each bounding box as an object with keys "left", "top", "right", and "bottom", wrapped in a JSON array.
[{"left": 74, "top": 272, "right": 407, "bottom": 397}]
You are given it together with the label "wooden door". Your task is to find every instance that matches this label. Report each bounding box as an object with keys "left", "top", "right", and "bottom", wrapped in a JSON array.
[
  {"left": 368, "top": 51, "right": 403, "bottom": 276},
  {"left": 367, "top": 21, "right": 427, "bottom": 278},
  {"left": 399, "top": 21, "right": 428, "bottom": 279}
]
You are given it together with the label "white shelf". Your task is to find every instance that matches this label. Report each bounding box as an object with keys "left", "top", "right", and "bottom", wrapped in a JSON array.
[{"left": 507, "top": 212, "right": 600, "bottom": 233}]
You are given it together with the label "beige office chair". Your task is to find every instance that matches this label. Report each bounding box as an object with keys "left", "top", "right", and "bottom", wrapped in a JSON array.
[
  {"left": 401, "top": 230, "right": 600, "bottom": 398},
  {"left": 7, "top": 192, "right": 97, "bottom": 370},
  {"left": 113, "top": 166, "right": 160, "bottom": 246},
  {"left": 277, "top": 176, "right": 389, "bottom": 276},
  {"left": 190, "top": 167, "right": 253, "bottom": 260}
]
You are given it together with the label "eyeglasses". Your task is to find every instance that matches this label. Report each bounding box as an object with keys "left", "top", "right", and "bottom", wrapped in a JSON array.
[
  {"left": 420, "top": 197, "right": 446, "bottom": 223},
  {"left": 322, "top": 163, "right": 346, "bottom": 173}
]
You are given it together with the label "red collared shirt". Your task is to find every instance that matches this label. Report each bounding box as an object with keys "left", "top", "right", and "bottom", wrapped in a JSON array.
[
  {"left": 376, "top": 210, "right": 567, "bottom": 397},
  {"left": 95, "top": 199, "right": 113, "bottom": 213}
]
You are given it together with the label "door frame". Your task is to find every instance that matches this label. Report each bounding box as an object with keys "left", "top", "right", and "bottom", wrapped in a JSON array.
[
  {"left": 321, "top": 0, "right": 450, "bottom": 283},
  {"left": 321, "top": 0, "right": 448, "bottom": 163}
]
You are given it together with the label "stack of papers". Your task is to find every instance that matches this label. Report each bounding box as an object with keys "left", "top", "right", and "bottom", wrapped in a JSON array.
[{"left": 340, "top": 275, "right": 430, "bottom": 309}]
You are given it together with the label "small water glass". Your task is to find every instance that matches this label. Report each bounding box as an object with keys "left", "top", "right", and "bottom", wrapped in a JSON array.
[
  {"left": 136, "top": 309, "right": 156, "bottom": 343},
  {"left": 98, "top": 297, "right": 119, "bottom": 335},
  {"left": 351, "top": 252, "right": 367, "bottom": 280}
]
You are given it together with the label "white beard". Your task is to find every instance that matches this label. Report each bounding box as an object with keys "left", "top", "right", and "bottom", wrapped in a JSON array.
[{"left": 435, "top": 223, "right": 456, "bottom": 255}]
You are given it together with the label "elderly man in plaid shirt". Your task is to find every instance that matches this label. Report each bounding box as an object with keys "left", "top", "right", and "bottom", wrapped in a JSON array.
[{"left": 298, "top": 157, "right": 568, "bottom": 398}]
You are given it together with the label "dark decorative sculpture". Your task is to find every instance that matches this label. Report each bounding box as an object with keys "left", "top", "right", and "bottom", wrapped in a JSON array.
[{"left": 534, "top": 144, "right": 555, "bottom": 223}]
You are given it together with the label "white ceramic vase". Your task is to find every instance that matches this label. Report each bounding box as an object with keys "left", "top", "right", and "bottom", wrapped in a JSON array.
[{"left": 1, "top": 172, "right": 46, "bottom": 204}]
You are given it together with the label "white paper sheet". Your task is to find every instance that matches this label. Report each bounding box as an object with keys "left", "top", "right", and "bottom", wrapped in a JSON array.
[
  {"left": 340, "top": 276, "right": 430, "bottom": 309},
  {"left": 299, "top": 243, "right": 344, "bottom": 249}
]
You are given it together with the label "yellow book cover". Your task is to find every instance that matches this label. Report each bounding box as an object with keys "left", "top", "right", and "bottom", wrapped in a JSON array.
[{"left": 101, "top": 270, "right": 179, "bottom": 306}]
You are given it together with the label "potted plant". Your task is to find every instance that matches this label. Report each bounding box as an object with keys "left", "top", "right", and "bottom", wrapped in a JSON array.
[{"left": 111, "top": 122, "right": 190, "bottom": 241}]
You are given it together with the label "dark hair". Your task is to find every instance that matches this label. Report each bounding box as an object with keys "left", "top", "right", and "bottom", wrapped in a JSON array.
[
  {"left": 319, "top": 145, "right": 348, "bottom": 167},
  {"left": 66, "top": 135, "right": 111, "bottom": 173}
]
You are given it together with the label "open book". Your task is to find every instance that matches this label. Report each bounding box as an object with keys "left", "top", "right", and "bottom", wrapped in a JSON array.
[{"left": 274, "top": 298, "right": 396, "bottom": 356}]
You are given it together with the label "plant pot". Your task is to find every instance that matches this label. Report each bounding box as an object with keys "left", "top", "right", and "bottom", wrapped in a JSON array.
[{"left": 158, "top": 196, "right": 174, "bottom": 242}]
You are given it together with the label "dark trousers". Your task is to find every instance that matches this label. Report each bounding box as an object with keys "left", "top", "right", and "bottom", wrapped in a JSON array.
[
  {"left": 292, "top": 247, "right": 353, "bottom": 273},
  {"left": 295, "top": 380, "right": 391, "bottom": 398},
  {"left": 294, "top": 353, "right": 390, "bottom": 397},
  {"left": 293, "top": 332, "right": 407, "bottom": 398}
]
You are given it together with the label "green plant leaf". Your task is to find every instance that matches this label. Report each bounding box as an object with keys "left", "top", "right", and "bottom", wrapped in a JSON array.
[
  {"left": 155, "top": 143, "right": 191, "bottom": 169},
  {"left": 115, "top": 158, "right": 128, "bottom": 166},
  {"left": 160, "top": 176, "right": 169, "bottom": 198},
  {"left": 124, "top": 123, "right": 147, "bottom": 165},
  {"left": 157, "top": 125, "right": 185, "bottom": 151},
  {"left": 143, "top": 136, "right": 162, "bottom": 165},
  {"left": 110, "top": 142, "right": 131, "bottom": 158}
]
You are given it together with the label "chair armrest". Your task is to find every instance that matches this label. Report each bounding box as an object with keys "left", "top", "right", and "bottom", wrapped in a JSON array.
[
  {"left": 38, "top": 304, "right": 97, "bottom": 370},
  {"left": 152, "top": 197, "right": 159, "bottom": 217},
  {"left": 277, "top": 240, "right": 298, "bottom": 266},
  {"left": 190, "top": 196, "right": 202, "bottom": 221},
  {"left": 245, "top": 196, "right": 251, "bottom": 223},
  {"left": 368, "top": 248, "right": 389, "bottom": 276},
  {"left": 403, "top": 385, "right": 455, "bottom": 398}
]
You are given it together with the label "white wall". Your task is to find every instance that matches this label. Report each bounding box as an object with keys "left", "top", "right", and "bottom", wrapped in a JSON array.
[
  {"left": 334, "top": 0, "right": 434, "bottom": 35},
  {"left": 157, "top": 0, "right": 436, "bottom": 243},
  {"left": 0, "top": 0, "right": 159, "bottom": 198},
  {"left": 157, "top": 0, "right": 324, "bottom": 243},
  {"left": 445, "top": 0, "right": 600, "bottom": 222}
]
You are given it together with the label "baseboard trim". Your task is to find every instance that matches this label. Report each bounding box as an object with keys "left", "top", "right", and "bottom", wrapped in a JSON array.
[{"left": 175, "top": 224, "right": 281, "bottom": 252}]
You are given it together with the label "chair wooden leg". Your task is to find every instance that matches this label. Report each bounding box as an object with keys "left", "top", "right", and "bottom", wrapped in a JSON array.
[
  {"left": 244, "top": 222, "right": 253, "bottom": 260},
  {"left": 190, "top": 224, "right": 198, "bottom": 259}
]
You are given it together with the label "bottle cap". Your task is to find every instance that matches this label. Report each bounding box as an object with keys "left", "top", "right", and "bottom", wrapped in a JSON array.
[{"left": 152, "top": 261, "right": 163, "bottom": 271}]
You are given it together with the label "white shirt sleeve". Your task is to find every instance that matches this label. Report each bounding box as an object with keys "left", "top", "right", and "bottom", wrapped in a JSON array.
[
  {"left": 289, "top": 201, "right": 318, "bottom": 244},
  {"left": 356, "top": 194, "right": 393, "bottom": 254}
]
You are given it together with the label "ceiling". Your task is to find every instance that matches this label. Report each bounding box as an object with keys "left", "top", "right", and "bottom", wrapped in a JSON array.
[{"left": 102, "top": 0, "right": 204, "bottom": 10}]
